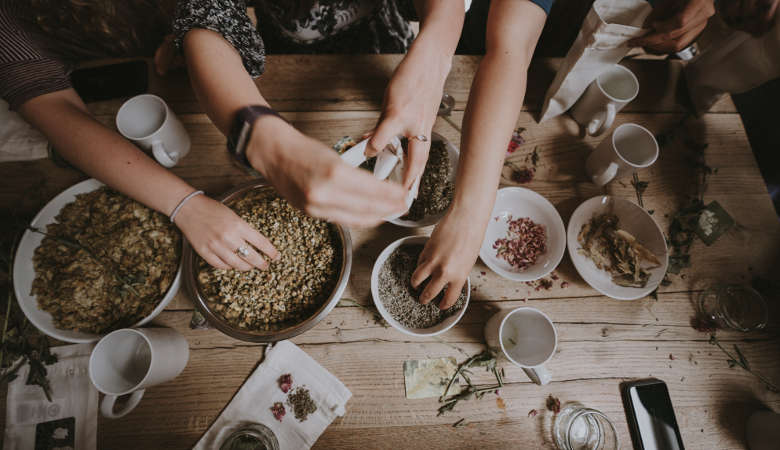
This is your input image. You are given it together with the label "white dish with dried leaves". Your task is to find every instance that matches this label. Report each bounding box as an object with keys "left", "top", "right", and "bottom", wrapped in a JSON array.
[{"left": 567, "top": 196, "right": 668, "bottom": 300}]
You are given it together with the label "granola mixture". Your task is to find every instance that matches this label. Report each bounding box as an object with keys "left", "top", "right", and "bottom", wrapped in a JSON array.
[
  {"left": 197, "top": 189, "right": 341, "bottom": 330},
  {"left": 31, "top": 187, "right": 181, "bottom": 333},
  {"left": 378, "top": 244, "right": 466, "bottom": 329},
  {"left": 403, "top": 140, "right": 454, "bottom": 222}
]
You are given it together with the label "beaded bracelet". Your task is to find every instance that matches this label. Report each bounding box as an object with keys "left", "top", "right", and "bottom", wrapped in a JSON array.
[{"left": 169, "top": 190, "right": 204, "bottom": 223}]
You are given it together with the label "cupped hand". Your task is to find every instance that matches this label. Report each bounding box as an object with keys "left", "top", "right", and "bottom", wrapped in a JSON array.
[
  {"left": 250, "top": 129, "right": 409, "bottom": 228},
  {"left": 173, "top": 193, "right": 279, "bottom": 271},
  {"left": 719, "top": 0, "right": 779, "bottom": 36},
  {"left": 367, "top": 41, "right": 450, "bottom": 190},
  {"left": 411, "top": 208, "right": 486, "bottom": 310},
  {"left": 629, "top": 0, "right": 716, "bottom": 53}
]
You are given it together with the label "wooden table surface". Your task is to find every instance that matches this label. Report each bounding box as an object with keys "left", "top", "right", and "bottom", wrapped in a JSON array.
[{"left": 2, "top": 55, "right": 779, "bottom": 449}]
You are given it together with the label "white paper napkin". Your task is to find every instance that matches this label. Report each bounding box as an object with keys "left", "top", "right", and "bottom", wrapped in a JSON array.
[
  {"left": 0, "top": 99, "right": 48, "bottom": 163},
  {"left": 193, "top": 340, "right": 351, "bottom": 450}
]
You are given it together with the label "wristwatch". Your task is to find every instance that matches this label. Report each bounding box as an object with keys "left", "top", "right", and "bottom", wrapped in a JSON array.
[{"left": 227, "top": 105, "right": 285, "bottom": 172}]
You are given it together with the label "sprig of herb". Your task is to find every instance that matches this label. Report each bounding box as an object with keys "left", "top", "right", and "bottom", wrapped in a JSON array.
[
  {"left": 709, "top": 335, "right": 778, "bottom": 392},
  {"left": 631, "top": 172, "right": 648, "bottom": 208},
  {"left": 437, "top": 350, "right": 503, "bottom": 416}
]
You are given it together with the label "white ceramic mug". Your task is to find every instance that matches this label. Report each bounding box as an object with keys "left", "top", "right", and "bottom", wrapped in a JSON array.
[
  {"left": 586, "top": 123, "right": 659, "bottom": 186},
  {"left": 116, "top": 94, "right": 191, "bottom": 168},
  {"left": 89, "top": 327, "right": 189, "bottom": 419},
  {"left": 484, "top": 307, "right": 557, "bottom": 385},
  {"left": 570, "top": 64, "right": 639, "bottom": 136}
]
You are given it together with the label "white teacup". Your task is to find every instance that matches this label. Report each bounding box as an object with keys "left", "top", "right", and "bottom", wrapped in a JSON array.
[
  {"left": 116, "top": 94, "right": 191, "bottom": 168},
  {"left": 484, "top": 307, "right": 557, "bottom": 385},
  {"left": 586, "top": 123, "right": 658, "bottom": 186},
  {"left": 89, "top": 327, "right": 189, "bottom": 419},
  {"left": 571, "top": 64, "right": 639, "bottom": 136}
]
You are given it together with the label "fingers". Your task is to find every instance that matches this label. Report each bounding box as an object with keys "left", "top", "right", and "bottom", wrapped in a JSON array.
[
  {"left": 419, "top": 272, "right": 448, "bottom": 305},
  {"left": 368, "top": 117, "right": 402, "bottom": 157},
  {"left": 651, "top": 1, "right": 712, "bottom": 36},
  {"left": 242, "top": 225, "right": 280, "bottom": 261},
  {"left": 411, "top": 260, "right": 434, "bottom": 289},
  {"left": 200, "top": 250, "right": 231, "bottom": 270},
  {"left": 403, "top": 137, "right": 430, "bottom": 190},
  {"left": 217, "top": 245, "right": 254, "bottom": 272},
  {"left": 438, "top": 278, "right": 466, "bottom": 310}
]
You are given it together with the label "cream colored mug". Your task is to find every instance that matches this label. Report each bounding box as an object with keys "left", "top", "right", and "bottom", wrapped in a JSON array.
[{"left": 570, "top": 64, "right": 639, "bottom": 136}]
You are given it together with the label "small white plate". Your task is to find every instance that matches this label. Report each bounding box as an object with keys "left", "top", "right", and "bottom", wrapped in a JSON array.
[
  {"left": 371, "top": 236, "right": 469, "bottom": 337},
  {"left": 480, "top": 187, "right": 566, "bottom": 282},
  {"left": 567, "top": 196, "right": 668, "bottom": 300},
  {"left": 13, "top": 179, "right": 182, "bottom": 343},
  {"left": 389, "top": 133, "right": 459, "bottom": 228}
]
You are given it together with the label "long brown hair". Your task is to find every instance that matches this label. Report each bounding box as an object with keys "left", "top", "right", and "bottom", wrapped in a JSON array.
[{"left": 28, "top": 0, "right": 175, "bottom": 59}]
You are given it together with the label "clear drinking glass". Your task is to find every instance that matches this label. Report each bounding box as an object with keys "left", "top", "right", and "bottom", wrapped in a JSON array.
[
  {"left": 554, "top": 403, "right": 619, "bottom": 450},
  {"left": 698, "top": 284, "right": 768, "bottom": 332},
  {"left": 219, "top": 423, "right": 279, "bottom": 450}
]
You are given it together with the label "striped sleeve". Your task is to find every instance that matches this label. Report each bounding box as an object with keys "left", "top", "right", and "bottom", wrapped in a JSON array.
[{"left": 0, "top": 2, "right": 72, "bottom": 110}]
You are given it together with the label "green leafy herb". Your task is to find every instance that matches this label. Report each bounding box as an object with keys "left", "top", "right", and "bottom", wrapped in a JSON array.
[
  {"left": 437, "top": 350, "right": 503, "bottom": 416},
  {"left": 452, "top": 418, "right": 466, "bottom": 428},
  {"left": 709, "top": 335, "right": 777, "bottom": 392}
]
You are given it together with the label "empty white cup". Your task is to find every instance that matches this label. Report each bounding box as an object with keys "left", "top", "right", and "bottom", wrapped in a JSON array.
[
  {"left": 116, "top": 94, "right": 191, "bottom": 168},
  {"left": 571, "top": 64, "right": 639, "bottom": 136},
  {"left": 586, "top": 123, "right": 659, "bottom": 186},
  {"left": 484, "top": 307, "right": 557, "bottom": 385},
  {"left": 89, "top": 327, "right": 189, "bottom": 419}
]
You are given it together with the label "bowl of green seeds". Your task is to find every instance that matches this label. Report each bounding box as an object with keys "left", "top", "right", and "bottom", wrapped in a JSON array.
[{"left": 371, "top": 236, "right": 470, "bottom": 337}]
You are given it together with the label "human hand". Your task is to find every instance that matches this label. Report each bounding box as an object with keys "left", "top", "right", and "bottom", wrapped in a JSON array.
[
  {"left": 411, "top": 208, "right": 486, "bottom": 310},
  {"left": 367, "top": 40, "right": 451, "bottom": 189},
  {"left": 629, "top": 0, "right": 716, "bottom": 53},
  {"left": 174, "top": 193, "right": 279, "bottom": 271},
  {"left": 248, "top": 124, "right": 408, "bottom": 227},
  {"left": 719, "top": 0, "right": 779, "bottom": 36}
]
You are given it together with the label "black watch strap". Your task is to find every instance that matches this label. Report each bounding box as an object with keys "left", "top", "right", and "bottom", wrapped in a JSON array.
[{"left": 227, "top": 105, "right": 285, "bottom": 171}]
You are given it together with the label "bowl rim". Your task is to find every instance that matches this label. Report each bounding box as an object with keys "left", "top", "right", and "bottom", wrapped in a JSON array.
[
  {"left": 13, "top": 178, "right": 182, "bottom": 343},
  {"left": 389, "top": 132, "right": 459, "bottom": 228},
  {"left": 182, "top": 181, "right": 353, "bottom": 342},
  {"left": 479, "top": 186, "right": 567, "bottom": 282},
  {"left": 370, "top": 235, "right": 470, "bottom": 337},
  {"left": 565, "top": 195, "right": 669, "bottom": 300}
]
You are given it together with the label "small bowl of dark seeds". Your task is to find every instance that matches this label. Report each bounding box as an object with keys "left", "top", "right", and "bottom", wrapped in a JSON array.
[
  {"left": 371, "top": 236, "right": 470, "bottom": 337},
  {"left": 389, "top": 133, "right": 459, "bottom": 228}
]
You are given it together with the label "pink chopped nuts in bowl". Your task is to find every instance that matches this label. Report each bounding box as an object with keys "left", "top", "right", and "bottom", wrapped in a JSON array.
[{"left": 480, "top": 187, "right": 566, "bottom": 282}]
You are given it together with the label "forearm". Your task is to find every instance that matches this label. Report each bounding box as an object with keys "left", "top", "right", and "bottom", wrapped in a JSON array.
[
  {"left": 18, "top": 89, "right": 195, "bottom": 216},
  {"left": 413, "top": 0, "right": 464, "bottom": 76}
]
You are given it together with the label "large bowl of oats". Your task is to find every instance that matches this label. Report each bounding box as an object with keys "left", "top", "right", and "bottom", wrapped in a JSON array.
[
  {"left": 13, "top": 179, "right": 182, "bottom": 343},
  {"left": 182, "top": 182, "right": 352, "bottom": 342}
]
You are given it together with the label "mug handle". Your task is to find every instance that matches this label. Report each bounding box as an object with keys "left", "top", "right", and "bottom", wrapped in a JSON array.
[
  {"left": 100, "top": 389, "right": 145, "bottom": 419},
  {"left": 152, "top": 141, "right": 178, "bottom": 168},
  {"left": 522, "top": 365, "right": 552, "bottom": 386},
  {"left": 588, "top": 103, "right": 616, "bottom": 136},
  {"left": 590, "top": 161, "right": 619, "bottom": 186}
]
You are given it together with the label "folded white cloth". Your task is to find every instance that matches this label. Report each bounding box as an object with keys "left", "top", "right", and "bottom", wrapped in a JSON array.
[
  {"left": 0, "top": 99, "right": 48, "bottom": 162},
  {"left": 194, "top": 340, "right": 351, "bottom": 450}
]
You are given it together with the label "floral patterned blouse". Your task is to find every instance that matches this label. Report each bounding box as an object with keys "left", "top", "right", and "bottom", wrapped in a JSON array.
[{"left": 174, "top": 0, "right": 416, "bottom": 78}]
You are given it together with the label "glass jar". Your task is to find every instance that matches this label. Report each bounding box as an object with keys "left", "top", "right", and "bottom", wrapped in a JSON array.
[
  {"left": 219, "top": 423, "right": 279, "bottom": 450},
  {"left": 554, "top": 403, "right": 619, "bottom": 450},
  {"left": 698, "top": 284, "right": 768, "bottom": 331}
]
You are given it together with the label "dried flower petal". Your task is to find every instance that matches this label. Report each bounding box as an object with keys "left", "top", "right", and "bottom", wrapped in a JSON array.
[
  {"left": 270, "top": 402, "right": 286, "bottom": 422},
  {"left": 527, "top": 409, "right": 539, "bottom": 418},
  {"left": 278, "top": 373, "right": 293, "bottom": 393},
  {"left": 546, "top": 395, "right": 561, "bottom": 414},
  {"left": 493, "top": 217, "right": 546, "bottom": 271}
]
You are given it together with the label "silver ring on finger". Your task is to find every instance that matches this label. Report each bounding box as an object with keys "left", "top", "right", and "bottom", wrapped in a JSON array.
[
  {"left": 235, "top": 244, "right": 251, "bottom": 258},
  {"left": 410, "top": 134, "right": 428, "bottom": 142}
]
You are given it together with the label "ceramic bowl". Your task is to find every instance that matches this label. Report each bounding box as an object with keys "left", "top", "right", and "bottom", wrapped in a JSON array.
[
  {"left": 371, "top": 236, "right": 470, "bottom": 337},
  {"left": 479, "top": 187, "right": 566, "bottom": 282},
  {"left": 567, "top": 195, "right": 668, "bottom": 300},
  {"left": 13, "top": 179, "right": 182, "bottom": 343}
]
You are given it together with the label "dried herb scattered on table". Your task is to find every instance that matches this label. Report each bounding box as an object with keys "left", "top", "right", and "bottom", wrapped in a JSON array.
[
  {"left": 631, "top": 173, "right": 648, "bottom": 208},
  {"left": 506, "top": 127, "right": 526, "bottom": 154},
  {"left": 546, "top": 395, "right": 561, "bottom": 414},
  {"left": 709, "top": 335, "right": 778, "bottom": 392},
  {"left": 403, "top": 140, "right": 454, "bottom": 222},
  {"left": 287, "top": 387, "right": 317, "bottom": 422},
  {"left": 378, "top": 245, "right": 466, "bottom": 329}
]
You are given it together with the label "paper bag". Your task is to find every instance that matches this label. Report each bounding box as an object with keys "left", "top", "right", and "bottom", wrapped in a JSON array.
[
  {"left": 685, "top": 16, "right": 780, "bottom": 115},
  {"left": 539, "top": 0, "right": 651, "bottom": 122}
]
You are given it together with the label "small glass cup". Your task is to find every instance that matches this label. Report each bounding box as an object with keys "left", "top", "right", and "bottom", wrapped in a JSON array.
[
  {"left": 219, "top": 423, "right": 279, "bottom": 450},
  {"left": 554, "top": 403, "right": 619, "bottom": 450},
  {"left": 698, "top": 284, "right": 768, "bottom": 332}
]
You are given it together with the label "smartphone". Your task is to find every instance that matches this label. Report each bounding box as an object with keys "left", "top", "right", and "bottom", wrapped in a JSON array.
[
  {"left": 70, "top": 60, "right": 148, "bottom": 103},
  {"left": 621, "top": 378, "right": 685, "bottom": 450}
]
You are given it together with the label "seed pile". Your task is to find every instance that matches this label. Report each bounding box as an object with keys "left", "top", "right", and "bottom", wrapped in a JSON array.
[
  {"left": 403, "top": 140, "right": 454, "bottom": 222},
  {"left": 198, "top": 188, "right": 341, "bottom": 330},
  {"left": 287, "top": 387, "right": 317, "bottom": 422},
  {"left": 32, "top": 187, "right": 180, "bottom": 333},
  {"left": 493, "top": 216, "right": 546, "bottom": 271},
  {"left": 378, "top": 244, "right": 466, "bottom": 329}
]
